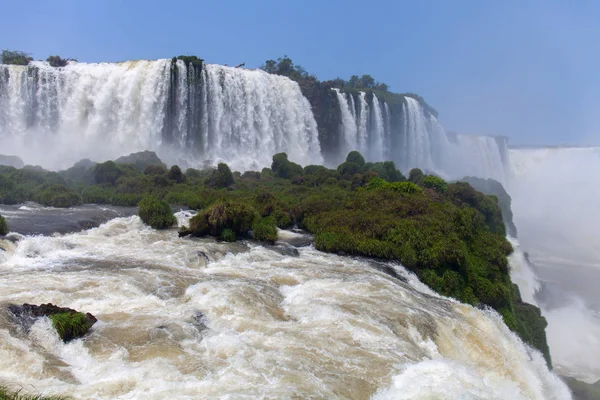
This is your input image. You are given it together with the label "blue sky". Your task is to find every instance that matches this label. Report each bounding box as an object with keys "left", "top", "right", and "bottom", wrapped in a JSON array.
[{"left": 2, "top": 0, "right": 599, "bottom": 146}]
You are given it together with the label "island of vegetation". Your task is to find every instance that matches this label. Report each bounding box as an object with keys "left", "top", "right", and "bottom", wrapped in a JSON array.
[{"left": 0, "top": 149, "right": 551, "bottom": 366}]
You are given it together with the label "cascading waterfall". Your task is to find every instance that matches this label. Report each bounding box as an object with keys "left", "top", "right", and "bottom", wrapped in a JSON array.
[
  {"left": 0, "top": 61, "right": 322, "bottom": 171},
  {"left": 369, "top": 94, "right": 385, "bottom": 161},
  {"left": 330, "top": 90, "right": 509, "bottom": 182},
  {"left": 357, "top": 92, "right": 369, "bottom": 155},
  {"left": 332, "top": 88, "right": 358, "bottom": 156}
]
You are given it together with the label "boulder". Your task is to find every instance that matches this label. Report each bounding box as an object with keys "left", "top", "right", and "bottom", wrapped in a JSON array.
[
  {"left": 0, "top": 154, "right": 24, "bottom": 169},
  {"left": 115, "top": 151, "right": 166, "bottom": 172},
  {"left": 8, "top": 303, "right": 97, "bottom": 342}
]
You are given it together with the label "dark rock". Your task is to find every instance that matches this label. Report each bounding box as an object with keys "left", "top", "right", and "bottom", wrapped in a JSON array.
[
  {"left": 8, "top": 303, "right": 97, "bottom": 342},
  {"left": 192, "top": 310, "right": 208, "bottom": 332},
  {"left": 178, "top": 229, "right": 193, "bottom": 238},
  {"left": 369, "top": 261, "right": 408, "bottom": 283},
  {"left": 266, "top": 244, "right": 300, "bottom": 257},
  {"left": 115, "top": 151, "right": 166, "bottom": 172},
  {"left": 0, "top": 154, "right": 25, "bottom": 169}
]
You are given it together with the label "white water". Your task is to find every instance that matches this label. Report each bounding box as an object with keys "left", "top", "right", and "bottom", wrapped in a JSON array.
[
  {"left": 0, "top": 213, "right": 570, "bottom": 399},
  {"left": 509, "top": 147, "right": 600, "bottom": 383},
  {"left": 369, "top": 94, "right": 385, "bottom": 161},
  {"left": 332, "top": 89, "right": 358, "bottom": 158},
  {"left": 0, "top": 61, "right": 321, "bottom": 171}
]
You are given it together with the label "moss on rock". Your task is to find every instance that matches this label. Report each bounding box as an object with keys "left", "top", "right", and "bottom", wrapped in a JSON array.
[{"left": 138, "top": 195, "right": 176, "bottom": 229}]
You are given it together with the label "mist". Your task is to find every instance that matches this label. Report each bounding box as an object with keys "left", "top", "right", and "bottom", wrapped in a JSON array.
[{"left": 509, "top": 147, "right": 600, "bottom": 383}]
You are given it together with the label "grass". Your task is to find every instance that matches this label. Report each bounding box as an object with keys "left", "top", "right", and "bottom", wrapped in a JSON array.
[
  {"left": 0, "top": 386, "right": 68, "bottom": 400},
  {"left": 49, "top": 312, "right": 93, "bottom": 342}
]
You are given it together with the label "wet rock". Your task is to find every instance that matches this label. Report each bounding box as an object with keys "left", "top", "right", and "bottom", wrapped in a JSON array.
[
  {"left": 8, "top": 303, "right": 97, "bottom": 342},
  {"left": 178, "top": 229, "right": 193, "bottom": 238},
  {"left": 267, "top": 244, "right": 300, "bottom": 257},
  {"left": 192, "top": 311, "right": 208, "bottom": 332},
  {"left": 369, "top": 261, "right": 408, "bottom": 283}
]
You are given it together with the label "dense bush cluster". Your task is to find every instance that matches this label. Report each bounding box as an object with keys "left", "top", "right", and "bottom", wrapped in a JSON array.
[
  {"left": 0, "top": 150, "right": 550, "bottom": 363},
  {"left": 0, "top": 50, "right": 32, "bottom": 65}
]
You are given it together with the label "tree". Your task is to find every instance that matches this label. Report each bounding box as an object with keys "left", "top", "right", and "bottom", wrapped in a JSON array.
[
  {"left": 1, "top": 50, "right": 32, "bottom": 65},
  {"left": 206, "top": 163, "right": 234, "bottom": 188},
  {"left": 46, "top": 55, "right": 69, "bottom": 67},
  {"left": 346, "top": 151, "right": 366, "bottom": 168}
]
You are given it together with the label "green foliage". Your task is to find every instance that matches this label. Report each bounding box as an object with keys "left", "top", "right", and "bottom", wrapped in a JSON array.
[
  {"left": 345, "top": 151, "right": 366, "bottom": 167},
  {"left": 138, "top": 195, "right": 176, "bottom": 229},
  {"left": 0, "top": 215, "right": 8, "bottom": 235},
  {"left": 271, "top": 153, "right": 304, "bottom": 179},
  {"left": 424, "top": 175, "right": 448, "bottom": 193},
  {"left": 81, "top": 186, "right": 112, "bottom": 204},
  {"left": 0, "top": 385, "right": 68, "bottom": 400},
  {"left": 337, "top": 162, "right": 361, "bottom": 180},
  {"left": 49, "top": 312, "right": 93, "bottom": 342},
  {"left": 367, "top": 161, "right": 405, "bottom": 182},
  {"left": 221, "top": 228, "right": 236, "bottom": 242},
  {"left": 34, "top": 184, "right": 82, "bottom": 208},
  {"left": 366, "top": 177, "right": 422, "bottom": 194},
  {"left": 167, "top": 165, "right": 185, "bottom": 183},
  {"left": 1, "top": 50, "right": 32, "bottom": 65},
  {"left": 94, "top": 161, "right": 123, "bottom": 185},
  {"left": 46, "top": 55, "right": 69, "bottom": 67},
  {"left": 205, "top": 163, "right": 234, "bottom": 188},
  {"left": 252, "top": 217, "right": 278, "bottom": 243},
  {"left": 260, "top": 55, "right": 313, "bottom": 82},
  {"left": 408, "top": 168, "right": 425, "bottom": 186},
  {"left": 173, "top": 55, "right": 203, "bottom": 69},
  {"left": 190, "top": 200, "right": 257, "bottom": 239},
  {"left": 144, "top": 165, "right": 167, "bottom": 176}
]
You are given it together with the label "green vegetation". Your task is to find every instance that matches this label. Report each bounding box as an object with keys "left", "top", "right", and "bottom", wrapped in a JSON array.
[
  {"left": 0, "top": 215, "right": 8, "bottom": 235},
  {"left": 0, "top": 151, "right": 550, "bottom": 363},
  {"left": 173, "top": 55, "right": 203, "bottom": 69},
  {"left": 1, "top": 50, "right": 32, "bottom": 65},
  {"left": 49, "top": 312, "right": 94, "bottom": 342},
  {"left": 46, "top": 56, "right": 69, "bottom": 67},
  {"left": 138, "top": 195, "right": 176, "bottom": 229},
  {"left": 0, "top": 386, "right": 68, "bottom": 400}
]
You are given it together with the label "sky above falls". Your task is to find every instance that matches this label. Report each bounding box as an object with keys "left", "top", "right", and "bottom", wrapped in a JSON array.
[{"left": 3, "top": 0, "right": 599, "bottom": 147}]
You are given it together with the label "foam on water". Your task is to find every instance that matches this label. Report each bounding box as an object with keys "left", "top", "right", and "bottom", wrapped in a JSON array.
[{"left": 0, "top": 215, "right": 570, "bottom": 399}]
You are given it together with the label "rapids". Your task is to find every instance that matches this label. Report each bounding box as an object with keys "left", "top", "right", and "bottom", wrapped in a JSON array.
[{"left": 0, "top": 211, "right": 570, "bottom": 399}]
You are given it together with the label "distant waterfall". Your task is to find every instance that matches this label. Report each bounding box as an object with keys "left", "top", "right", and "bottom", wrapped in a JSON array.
[
  {"left": 332, "top": 89, "right": 358, "bottom": 156},
  {"left": 331, "top": 90, "right": 508, "bottom": 181},
  {"left": 0, "top": 61, "right": 322, "bottom": 170}
]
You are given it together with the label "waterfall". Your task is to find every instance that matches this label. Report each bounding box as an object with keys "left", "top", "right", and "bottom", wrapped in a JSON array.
[
  {"left": 332, "top": 88, "right": 358, "bottom": 156},
  {"left": 330, "top": 91, "right": 509, "bottom": 181},
  {"left": 357, "top": 92, "right": 369, "bottom": 155},
  {"left": 370, "top": 94, "right": 385, "bottom": 161},
  {"left": 0, "top": 61, "right": 322, "bottom": 170}
]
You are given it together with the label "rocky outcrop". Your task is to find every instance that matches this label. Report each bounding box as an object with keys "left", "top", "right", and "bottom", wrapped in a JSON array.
[
  {"left": 115, "top": 151, "right": 166, "bottom": 172},
  {"left": 8, "top": 303, "right": 97, "bottom": 342},
  {"left": 0, "top": 154, "right": 24, "bottom": 169}
]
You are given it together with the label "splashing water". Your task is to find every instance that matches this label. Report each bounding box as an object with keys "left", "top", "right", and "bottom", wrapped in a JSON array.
[{"left": 0, "top": 212, "right": 570, "bottom": 399}]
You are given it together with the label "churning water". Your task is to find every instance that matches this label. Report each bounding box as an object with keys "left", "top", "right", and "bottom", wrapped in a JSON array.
[{"left": 0, "top": 210, "right": 570, "bottom": 399}]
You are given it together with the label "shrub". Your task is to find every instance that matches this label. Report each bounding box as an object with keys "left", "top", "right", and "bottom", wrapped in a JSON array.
[
  {"left": 189, "top": 200, "right": 256, "bottom": 238},
  {"left": 221, "top": 228, "right": 236, "bottom": 242},
  {"left": 34, "top": 184, "right": 82, "bottom": 207},
  {"left": 367, "top": 161, "right": 405, "bottom": 182},
  {"left": 1, "top": 49, "right": 32, "bottom": 65},
  {"left": 424, "top": 175, "right": 448, "bottom": 193},
  {"left": 272, "top": 153, "right": 303, "bottom": 179},
  {"left": 144, "top": 164, "right": 167, "bottom": 176},
  {"left": 81, "top": 186, "right": 112, "bottom": 204},
  {"left": 138, "top": 195, "right": 176, "bottom": 229},
  {"left": 49, "top": 312, "right": 94, "bottom": 342},
  {"left": 0, "top": 215, "right": 8, "bottom": 235},
  {"left": 94, "top": 161, "right": 123, "bottom": 185},
  {"left": 46, "top": 55, "right": 68, "bottom": 67},
  {"left": 366, "top": 177, "right": 422, "bottom": 194},
  {"left": 205, "top": 163, "right": 234, "bottom": 188},
  {"left": 408, "top": 168, "right": 425, "bottom": 186},
  {"left": 252, "top": 217, "right": 278, "bottom": 243},
  {"left": 346, "top": 151, "right": 366, "bottom": 167},
  {"left": 337, "top": 161, "right": 361, "bottom": 179}
]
